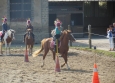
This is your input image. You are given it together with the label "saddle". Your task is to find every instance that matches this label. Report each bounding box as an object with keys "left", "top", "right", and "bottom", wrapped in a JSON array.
[
  {"left": 50, "top": 39, "right": 61, "bottom": 49},
  {"left": 0, "top": 31, "right": 3, "bottom": 37},
  {"left": 27, "top": 29, "right": 32, "bottom": 31},
  {"left": 0, "top": 31, "right": 4, "bottom": 42}
]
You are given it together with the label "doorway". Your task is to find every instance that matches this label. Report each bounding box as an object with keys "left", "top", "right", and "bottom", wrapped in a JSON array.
[{"left": 57, "top": 14, "right": 70, "bottom": 30}]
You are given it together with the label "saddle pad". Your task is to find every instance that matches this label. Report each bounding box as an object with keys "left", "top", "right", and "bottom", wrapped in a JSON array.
[
  {"left": 0, "top": 31, "right": 3, "bottom": 36},
  {"left": 50, "top": 40, "right": 55, "bottom": 48},
  {"left": 50, "top": 40, "right": 61, "bottom": 48}
]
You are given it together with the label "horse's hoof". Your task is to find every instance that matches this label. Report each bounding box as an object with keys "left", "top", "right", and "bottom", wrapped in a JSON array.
[
  {"left": 41, "top": 65, "right": 44, "bottom": 68},
  {"left": 0, "top": 54, "right": 3, "bottom": 56},
  {"left": 61, "top": 65, "right": 64, "bottom": 68}
]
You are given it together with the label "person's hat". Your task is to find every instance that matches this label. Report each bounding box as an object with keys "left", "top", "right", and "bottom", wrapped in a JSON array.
[
  {"left": 57, "top": 22, "right": 60, "bottom": 27},
  {"left": 27, "top": 18, "right": 31, "bottom": 25},
  {"left": 2, "top": 16, "right": 7, "bottom": 22}
]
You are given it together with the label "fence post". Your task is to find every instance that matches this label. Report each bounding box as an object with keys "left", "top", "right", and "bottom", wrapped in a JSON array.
[
  {"left": 88, "top": 24, "right": 92, "bottom": 49},
  {"left": 68, "top": 25, "right": 72, "bottom": 46}
]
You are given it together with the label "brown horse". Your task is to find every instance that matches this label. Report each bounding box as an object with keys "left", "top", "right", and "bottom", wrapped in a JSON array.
[
  {"left": 25, "top": 29, "right": 34, "bottom": 55},
  {"left": 0, "top": 29, "right": 15, "bottom": 55},
  {"left": 32, "top": 30, "right": 76, "bottom": 69}
]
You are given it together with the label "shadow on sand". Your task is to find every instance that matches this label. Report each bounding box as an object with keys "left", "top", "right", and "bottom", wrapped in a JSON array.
[{"left": 61, "top": 68, "right": 92, "bottom": 73}]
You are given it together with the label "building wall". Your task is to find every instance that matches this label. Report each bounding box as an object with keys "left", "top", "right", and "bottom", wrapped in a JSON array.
[
  {"left": 0, "top": 0, "right": 8, "bottom": 18},
  {"left": 0, "top": 0, "right": 49, "bottom": 44}
]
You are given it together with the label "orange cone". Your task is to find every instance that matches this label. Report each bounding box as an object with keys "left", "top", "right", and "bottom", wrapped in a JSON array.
[
  {"left": 24, "top": 50, "right": 29, "bottom": 62},
  {"left": 55, "top": 55, "right": 60, "bottom": 72},
  {"left": 92, "top": 63, "right": 100, "bottom": 83}
]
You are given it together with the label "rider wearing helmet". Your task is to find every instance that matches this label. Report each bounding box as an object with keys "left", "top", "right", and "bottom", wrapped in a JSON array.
[
  {"left": 23, "top": 18, "right": 34, "bottom": 42},
  {"left": 53, "top": 18, "right": 62, "bottom": 52},
  {"left": 1, "top": 16, "right": 10, "bottom": 41}
]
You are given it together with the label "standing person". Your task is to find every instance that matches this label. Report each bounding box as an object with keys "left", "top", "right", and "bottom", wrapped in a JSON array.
[
  {"left": 107, "top": 25, "right": 114, "bottom": 51},
  {"left": 1, "top": 16, "right": 10, "bottom": 41},
  {"left": 23, "top": 18, "right": 34, "bottom": 42},
  {"left": 112, "top": 23, "right": 115, "bottom": 50}
]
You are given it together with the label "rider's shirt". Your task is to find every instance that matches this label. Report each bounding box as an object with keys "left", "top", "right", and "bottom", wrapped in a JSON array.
[
  {"left": 2, "top": 23, "right": 9, "bottom": 32},
  {"left": 55, "top": 27, "right": 61, "bottom": 35},
  {"left": 26, "top": 25, "right": 33, "bottom": 32}
]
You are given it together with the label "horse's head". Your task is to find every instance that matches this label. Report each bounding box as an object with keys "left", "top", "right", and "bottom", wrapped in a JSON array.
[
  {"left": 66, "top": 30, "right": 76, "bottom": 42},
  {"left": 60, "top": 30, "right": 76, "bottom": 42},
  {"left": 6, "top": 29, "right": 15, "bottom": 40}
]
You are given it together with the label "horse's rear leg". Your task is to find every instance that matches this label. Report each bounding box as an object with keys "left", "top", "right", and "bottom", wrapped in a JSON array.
[
  {"left": 51, "top": 50, "right": 56, "bottom": 63},
  {"left": 41, "top": 48, "right": 49, "bottom": 67}
]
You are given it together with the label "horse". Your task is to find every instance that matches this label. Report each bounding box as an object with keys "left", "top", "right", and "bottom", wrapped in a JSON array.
[
  {"left": 0, "top": 29, "right": 15, "bottom": 55},
  {"left": 24, "top": 29, "right": 34, "bottom": 55},
  {"left": 32, "top": 30, "right": 76, "bottom": 69}
]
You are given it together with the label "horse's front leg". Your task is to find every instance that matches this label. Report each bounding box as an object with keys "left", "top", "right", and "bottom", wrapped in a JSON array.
[
  {"left": 30, "top": 45, "right": 33, "bottom": 55},
  {"left": 8, "top": 43, "right": 11, "bottom": 55},
  {"left": 30, "top": 47, "right": 33, "bottom": 55},
  {"left": 61, "top": 52, "right": 70, "bottom": 69},
  {"left": 28, "top": 45, "right": 32, "bottom": 56},
  {"left": 4, "top": 41, "right": 7, "bottom": 55}
]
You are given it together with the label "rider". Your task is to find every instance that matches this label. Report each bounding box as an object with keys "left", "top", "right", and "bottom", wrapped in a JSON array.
[
  {"left": 1, "top": 16, "right": 10, "bottom": 41},
  {"left": 53, "top": 18, "right": 62, "bottom": 51},
  {"left": 23, "top": 18, "right": 35, "bottom": 42}
]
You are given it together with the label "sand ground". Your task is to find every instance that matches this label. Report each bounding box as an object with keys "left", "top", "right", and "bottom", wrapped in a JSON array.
[{"left": 0, "top": 48, "right": 115, "bottom": 83}]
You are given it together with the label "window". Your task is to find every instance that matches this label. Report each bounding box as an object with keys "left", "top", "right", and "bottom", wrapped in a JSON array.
[{"left": 10, "top": 0, "right": 31, "bottom": 21}]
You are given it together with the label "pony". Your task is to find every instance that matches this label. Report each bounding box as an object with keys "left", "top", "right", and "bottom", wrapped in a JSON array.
[
  {"left": 32, "top": 30, "right": 76, "bottom": 69},
  {"left": 0, "top": 29, "right": 15, "bottom": 55},
  {"left": 24, "top": 29, "right": 34, "bottom": 55}
]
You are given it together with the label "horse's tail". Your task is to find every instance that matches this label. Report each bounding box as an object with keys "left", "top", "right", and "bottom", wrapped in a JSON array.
[{"left": 32, "top": 42, "right": 44, "bottom": 57}]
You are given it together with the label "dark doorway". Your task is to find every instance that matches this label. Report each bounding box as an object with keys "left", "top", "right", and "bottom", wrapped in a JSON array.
[
  {"left": 57, "top": 14, "right": 70, "bottom": 29},
  {"left": 71, "top": 13, "right": 83, "bottom": 26},
  {"left": 49, "top": 14, "right": 56, "bottom": 26},
  {"left": 49, "top": 14, "right": 56, "bottom": 36}
]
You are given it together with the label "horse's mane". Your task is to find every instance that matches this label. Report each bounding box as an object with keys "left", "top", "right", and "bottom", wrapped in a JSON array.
[
  {"left": 9, "top": 29, "right": 15, "bottom": 33},
  {"left": 60, "top": 30, "right": 71, "bottom": 41},
  {"left": 6, "top": 29, "right": 15, "bottom": 38}
]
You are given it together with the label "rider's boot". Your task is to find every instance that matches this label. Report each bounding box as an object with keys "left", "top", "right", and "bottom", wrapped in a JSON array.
[
  {"left": 0, "top": 37, "right": 1, "bottom": 42},
  {"left": 23, "top": 34, "right": 26, "bottom": 42},
  {"left": 53, "top": 45, "right": 56, "bottom": 52}
]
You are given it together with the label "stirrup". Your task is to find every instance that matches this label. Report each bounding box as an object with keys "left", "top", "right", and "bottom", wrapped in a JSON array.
[{"left": 53, "top": 48, "right": 55, "bottom": 52}]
